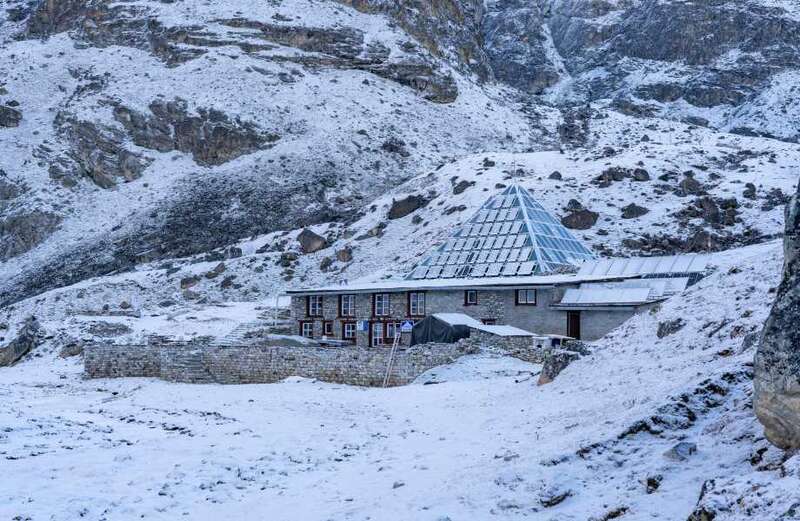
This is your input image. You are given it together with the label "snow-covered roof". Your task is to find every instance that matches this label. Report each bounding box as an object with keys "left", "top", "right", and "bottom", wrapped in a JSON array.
[
  {"left": 285, "top": 272, "right": 630, "bottom": 295},
  {"left": 576, "top": 254, "right": 709, "bottom": 278},
  {"left": 556, "top": 277, "right": 691, "bottom": 308},
  {"left": 406, "top": 184, "right": 596, "bottom": 280},
  {"left": 433, "top": 313, "right": 535, "bottom": 337}
]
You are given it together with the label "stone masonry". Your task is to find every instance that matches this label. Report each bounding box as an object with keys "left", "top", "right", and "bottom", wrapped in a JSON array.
[
  {"left": 289, "top": 286, "right": 586, "bottom": 347},
  {"left": 84, "top": 341, "right": 479, "bottom": 387}
]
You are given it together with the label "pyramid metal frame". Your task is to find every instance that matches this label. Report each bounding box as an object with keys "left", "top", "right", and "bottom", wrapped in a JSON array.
[{"left": 406, "top": 185, "right": 596, "bottom": 280}]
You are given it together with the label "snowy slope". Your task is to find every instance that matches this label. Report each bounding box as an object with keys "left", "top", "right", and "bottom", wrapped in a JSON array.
[{"left": 1, "top": 240, "right": 796, "bottom": 520}]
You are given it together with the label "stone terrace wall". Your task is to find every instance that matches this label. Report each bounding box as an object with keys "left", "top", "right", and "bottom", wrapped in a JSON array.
[
  {"left": 84, "top": 343, "right": 161, "bottom": 378},
  {"left": 462, "top": 330, "right": 544, "bottom": 364},
  {"left": 85, "top": 342, "right": 477, "bottom": 387}
]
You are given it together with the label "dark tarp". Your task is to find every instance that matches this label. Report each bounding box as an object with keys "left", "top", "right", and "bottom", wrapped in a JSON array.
[{"left": 410, "top": 315, "right": 471, "bottom": 346}]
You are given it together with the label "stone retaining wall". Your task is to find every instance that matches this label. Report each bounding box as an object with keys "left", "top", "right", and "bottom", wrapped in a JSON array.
[
  {"left": 84, "top": 341, "right": 477, "bottom": 387},
  {"left": 462, "top": 331, "right": 545, "bottom": 363}
]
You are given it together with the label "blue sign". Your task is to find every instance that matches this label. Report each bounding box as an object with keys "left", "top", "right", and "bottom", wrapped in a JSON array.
[
  {"left": 357, "top": 320, "right": 370, "bottom": 332},
  {"left": 400, "top": 320, "right": 414, "bottom": 333}
]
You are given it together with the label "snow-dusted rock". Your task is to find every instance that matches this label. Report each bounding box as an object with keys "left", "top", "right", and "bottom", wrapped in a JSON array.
[{"left": 755, "top": 181, "right": 800, "bottom": 449}]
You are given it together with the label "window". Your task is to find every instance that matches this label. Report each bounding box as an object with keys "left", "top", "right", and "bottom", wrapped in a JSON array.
[
  {"left": 323, "top": 321, "right": 333, "bottom": 337},
  {"left": 482, "top": 319, "right": 497, "bottom": 325},
  {"left": 307, "top": 295, "right": 323, "bottom": 317},
  {"left": 342, "top": 322, "right": 356, "bottom": 342},
  {"left": 408, "top": 292, "right": 425, "bottom": 317},
  {"left": 300, "top": 321, "right": 314, "bottom": 338},
  {"left": 374, "top": 293, "right": 390, "bottom": 316},
  {"left": 515, "top": 289, "right": 537, "bottom": 305},
  {"left": 339, "top": 294, "right": 356, "bottom": 317},
  {"left": 371, "top": 322, "right": 385, "bottom": 346},
  {"left": 386, "top": 321, "right": 401, "bottom": 340},
  {"left": 465, "top": 290, "right": 478, "bottom": 306}
]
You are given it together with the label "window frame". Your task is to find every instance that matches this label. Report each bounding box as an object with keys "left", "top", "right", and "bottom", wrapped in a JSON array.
[
  {"left": 464, "top": 290, "right": 478, "bottom": 306},
  {"left": 370, "top": 321, "right": 385, "bottom": 347},
  {"left": 322, "top": 320, "right": 334, "bottom": 337},
  {"left": 299, "top": 320, "right": 314, "bottom": 338},
  {"left": 515, "top": 288, "right": 537, "bottom": 306},
  {"left": 408, "top": 291, "right": 426, "bottom": 317},
  {"left": 307, "top": 295, "right": 323, "bottom": 317},
  {"left": 342, "top": 321, "right": 356, "bottom": 343},
  {"left": 373, "top": 293, "right": 391, "bottom": 317},
  {"left": 339, "top": 294, "right": 356, "bottom": 317}
]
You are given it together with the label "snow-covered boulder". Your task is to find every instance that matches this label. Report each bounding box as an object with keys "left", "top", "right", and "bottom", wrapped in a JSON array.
[{"left": 755, "top": 180, "right": 800, "bottom": 449}]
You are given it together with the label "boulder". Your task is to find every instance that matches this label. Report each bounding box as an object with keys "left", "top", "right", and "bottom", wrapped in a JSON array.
[
  {"left": 621, "top": 203, "right": 649, "bottom": 219},
  {"left": 561, "top": 208, "right": 598, "bottom": 230},
  {"left": 755, "top": 181, "right": 800, "bottom": 449},
  {"left": 388, "top": 195, "right": 429, "bottom": 219},
  {"left": 452, "top": 179, "right": 474, "bottom": 195},
  {"left": 0, "top": 105, "right": 22, "bottom": 128},
  {"left": 538, "top": 342, "right": 589, "bottom": 385},
  {"left": 336, "top": 247, "right": 353, "bottom": 263},
  {"left": 678, "top": 174, "right": 704, "bottom": 196},
  {"left": 297, "top": 229, "right": 327, "bottom": 254},
  {"left": 663, "top": 441, "right": 697, "bottom": 461}
]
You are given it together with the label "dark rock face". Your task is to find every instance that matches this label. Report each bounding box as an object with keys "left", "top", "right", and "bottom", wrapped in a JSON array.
[
  {"left": 297, "top": 229, "right": 328, "bottom": 254},
  {"left": 58, "top": 115, "right": 152, "bottom": 188},
  {"left": 0, "top": 210, "right": 61, "bottom": 261},
  {"left": 0, "top": 316, "right": 40, "bottom": 367},
  {"left": 0, "top": 105, "right": 22, "bottom": 127},
  {"left": 754, "top": 181, "right": 800, "bottom": 450},
  {"left": 388, "top": 195, "right": 429, "bottom": 219},
  {"left": 113, "top": 99, "right": 279, "bottom": 166}
]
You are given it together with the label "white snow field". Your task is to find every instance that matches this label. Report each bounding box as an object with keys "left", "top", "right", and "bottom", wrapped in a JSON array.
[{"left": 2, "top": 240, "right": 799, "bottom": 520}]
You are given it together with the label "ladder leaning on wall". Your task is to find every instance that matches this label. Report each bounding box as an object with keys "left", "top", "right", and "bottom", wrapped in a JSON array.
[{"left": 382, "top": 332, "right": 402, "bottom": 388}]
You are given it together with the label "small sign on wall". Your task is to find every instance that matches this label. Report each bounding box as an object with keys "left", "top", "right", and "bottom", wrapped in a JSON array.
[
  {"left": 357, "top": 320, "right": 369, "bottom": 332},
  {"left": 400, "top": 320, "right": 414, "bottom": 333}
]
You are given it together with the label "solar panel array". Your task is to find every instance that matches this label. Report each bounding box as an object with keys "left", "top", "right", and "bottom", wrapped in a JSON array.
[
  {"left": 407, "top": 185, "right": 596, "bottom": 280},
  {"left": 576, "top": 254, "right": 709, "bottom": 278}
]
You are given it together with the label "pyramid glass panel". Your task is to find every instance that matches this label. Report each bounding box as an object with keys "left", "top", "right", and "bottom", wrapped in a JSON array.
[{"left": 406, "top": 184, "right": 596, "bottom": 279}]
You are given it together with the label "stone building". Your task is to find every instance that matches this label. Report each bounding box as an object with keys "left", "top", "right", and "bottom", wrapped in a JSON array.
[{"left": 287, "top": 185, "right": 708, "bottom": 347}]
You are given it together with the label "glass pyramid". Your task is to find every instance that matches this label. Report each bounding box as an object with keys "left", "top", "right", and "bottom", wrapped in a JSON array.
[{"left": 407, "top": 185, "right": 596, "bottom": 280}]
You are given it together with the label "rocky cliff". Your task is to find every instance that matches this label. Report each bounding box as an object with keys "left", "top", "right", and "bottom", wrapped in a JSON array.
[
  {"left": 1, "top": 0, "right": 800, "bottom": 308},
  {"left": 755, "top": 180, "right": 800, "bottom": 449}
]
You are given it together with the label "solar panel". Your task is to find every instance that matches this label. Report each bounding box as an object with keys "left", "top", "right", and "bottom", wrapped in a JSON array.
[{"left": 406, "top": 184, "right": 597, "bottom": 279}]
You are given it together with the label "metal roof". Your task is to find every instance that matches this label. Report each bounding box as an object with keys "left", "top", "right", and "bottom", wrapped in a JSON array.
[
  {"left": 407, "top": 184, "right": 596, "bottom": 280},
  {"left": 285, "top": 272, "right": 628, "bottom": 296},
  {"left": 576, "top": 254, "right": 709, "bottom": 278},
  {"left": 556, "top": 277, "right": 691, "bottom": 308}
]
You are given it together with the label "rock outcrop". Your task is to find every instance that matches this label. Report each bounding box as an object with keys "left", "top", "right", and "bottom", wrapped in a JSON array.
[
  {"left": 113, "top": 99, "right": 279, "bottom": 166},
  {"left": 0, "top": 316, "right": 40, "bottom": 367},
  {"left": 754, "top": 181, "right": 800, "bottom": 449},
  {"left": 0, "top": 210, "right": 62, "bottom": 261}
]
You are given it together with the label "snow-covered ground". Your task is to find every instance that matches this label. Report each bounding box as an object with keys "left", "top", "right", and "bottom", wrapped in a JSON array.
[{"left": 2, "top": 240, "right": 798, "bottom": 520}]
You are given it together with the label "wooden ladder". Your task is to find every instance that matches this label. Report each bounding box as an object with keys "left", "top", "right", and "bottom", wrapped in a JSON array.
[{"left": 382, "top": 332, "right": 401, "bottom": 388}]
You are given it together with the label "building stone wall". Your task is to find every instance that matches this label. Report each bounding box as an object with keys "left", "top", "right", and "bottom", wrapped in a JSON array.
[
  {"left": 578, "top": 308, "right": 638, "bottom": 341},
  {"left": 84, "top": 341, "right": 477, "bottom": 387},
  {"left": 289, "top": 288, "right": 650, "bottom": 344}
]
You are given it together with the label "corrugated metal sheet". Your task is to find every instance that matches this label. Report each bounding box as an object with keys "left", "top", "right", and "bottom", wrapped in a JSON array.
[
  {"left": 561, "top": 287, "right": 653, "bottom": 305},
  {"left": 577, "top": 254, "right": 709, "bottom": 278}
]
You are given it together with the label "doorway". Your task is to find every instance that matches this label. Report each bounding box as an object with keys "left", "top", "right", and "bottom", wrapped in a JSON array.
[{"left": 567, "top": 311, "right": 581, "bottom": 340}]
